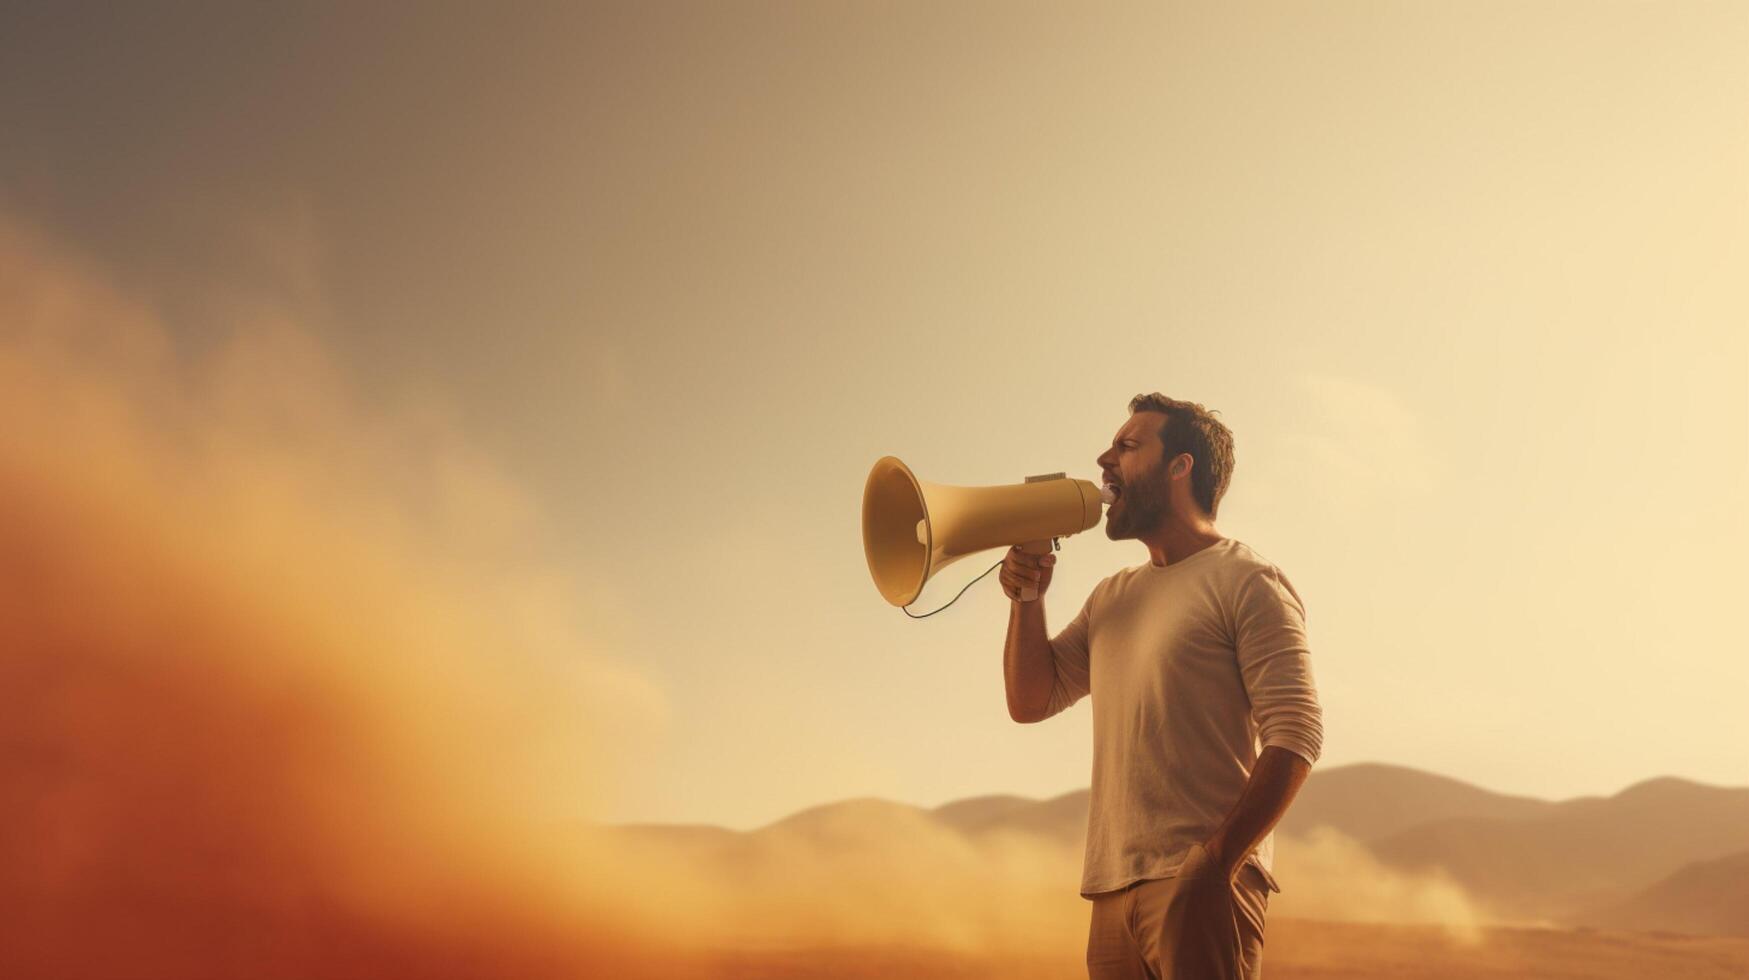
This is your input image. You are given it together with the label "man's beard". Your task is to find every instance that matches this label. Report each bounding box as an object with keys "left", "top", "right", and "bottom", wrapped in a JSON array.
[{"left": 1105, "top": 478, "right": 1168, "bottom": 540}]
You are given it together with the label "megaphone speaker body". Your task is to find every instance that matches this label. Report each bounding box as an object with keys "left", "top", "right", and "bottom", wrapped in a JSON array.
[{"left": 862, "top": 456, "right": 1104, "bottom": 607}]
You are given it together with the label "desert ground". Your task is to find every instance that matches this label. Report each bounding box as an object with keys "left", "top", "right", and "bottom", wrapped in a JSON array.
[{"left": 597, "top": 920, "right": 1749, "bottom": 980}]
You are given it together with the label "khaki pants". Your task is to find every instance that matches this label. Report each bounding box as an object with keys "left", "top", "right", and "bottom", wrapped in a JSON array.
[{"left": 1085, "top": 844, "right": 1269, "bottom": 980}]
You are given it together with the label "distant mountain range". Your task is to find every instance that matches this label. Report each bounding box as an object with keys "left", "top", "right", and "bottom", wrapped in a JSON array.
[
  {"left": 1576, "top": 850, "right": 1749, "bottom": 938},
  {"left": 1365, "top": 772, "right": 1749, "bottom": 923},
  {"left": 602, "top": 762, "right": 1749, "bottom": 938}
]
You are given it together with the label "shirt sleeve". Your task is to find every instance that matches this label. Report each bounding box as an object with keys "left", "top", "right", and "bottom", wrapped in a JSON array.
[
  {"left": 1232, "top": 565, "right": 1324, "bottom": 767},
  {"left": 1039, "top": 586, "right": 1096, "bottom": 720}
]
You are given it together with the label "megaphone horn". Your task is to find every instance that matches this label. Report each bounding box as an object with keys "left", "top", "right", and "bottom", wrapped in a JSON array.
[{"left": 861, "top": 456, "right": 1105, "bottom": 607}]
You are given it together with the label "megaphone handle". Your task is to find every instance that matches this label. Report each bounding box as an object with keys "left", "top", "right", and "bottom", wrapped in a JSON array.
[{"left": 1017, "top": 538, "right": 1056, "bottom": 602}]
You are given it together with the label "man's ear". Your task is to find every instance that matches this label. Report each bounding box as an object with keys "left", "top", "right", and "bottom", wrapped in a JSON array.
[{"left": 1170, "top": 453, "right": 1193, "bottom": 480}]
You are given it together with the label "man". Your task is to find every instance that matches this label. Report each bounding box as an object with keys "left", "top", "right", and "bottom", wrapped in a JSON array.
[{"left": 1001, "top": 393, "right": 1323, "bottom": 980}]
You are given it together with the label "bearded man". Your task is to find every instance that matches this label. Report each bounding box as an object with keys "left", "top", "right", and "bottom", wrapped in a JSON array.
[{"left": 1001, "top": 393, "right": 1324, "bottom": 980}]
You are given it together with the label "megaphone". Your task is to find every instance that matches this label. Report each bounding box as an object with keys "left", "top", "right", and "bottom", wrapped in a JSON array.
[{"left": 862, "top": 456, "right": 1108, "bottom": 607}]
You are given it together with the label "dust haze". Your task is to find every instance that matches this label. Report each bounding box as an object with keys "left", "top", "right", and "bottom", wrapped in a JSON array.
[
  {"left": 1, "top": 219, "right": 654, "bottom": 977},
  {"left": 0, "top": 217, "right": 1661, "bottom": 976}
]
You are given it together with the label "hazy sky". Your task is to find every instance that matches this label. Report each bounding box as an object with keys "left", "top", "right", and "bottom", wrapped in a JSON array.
[{"left": 3, "top": 1, "right": 1744, "bottom": 830}]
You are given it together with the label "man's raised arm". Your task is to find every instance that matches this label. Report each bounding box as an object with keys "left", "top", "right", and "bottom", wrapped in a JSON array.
[{"left": 1000, "top": 547, "right": 1093, "bottom": 723}]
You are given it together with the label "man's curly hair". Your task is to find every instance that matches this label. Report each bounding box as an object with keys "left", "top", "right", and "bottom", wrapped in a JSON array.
[{"left": 1127, "top": 393, "right": 1236, "bottom": 518}]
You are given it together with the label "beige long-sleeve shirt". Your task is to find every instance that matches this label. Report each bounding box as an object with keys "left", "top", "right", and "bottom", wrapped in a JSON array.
[{"left": 1043, "top": 537, "right": 1323, "bottom": 899}]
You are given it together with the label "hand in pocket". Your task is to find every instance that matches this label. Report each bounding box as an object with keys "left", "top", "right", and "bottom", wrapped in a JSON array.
[
  {"left": 1177, "top": 842, "right": 1216, "bottom": 879},
  {"left": 1160, "top": 845, "right": 1244, "bottom": 979}
]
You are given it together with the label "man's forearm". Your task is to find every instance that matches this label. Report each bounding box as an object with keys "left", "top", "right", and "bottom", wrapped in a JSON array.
[
  {"left": 1203, "top": 745, "right": 1312, "bottom": 879},
  {"left": 1003, "top": 596, "right": 1055, "bottom": 722}
]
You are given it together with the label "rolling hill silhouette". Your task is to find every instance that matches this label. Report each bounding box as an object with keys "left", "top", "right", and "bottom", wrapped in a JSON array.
[
  {"left": 1368, "top": 775, "right": 1749, "bottom": 921},
  {"left": 1276, "top": 762, "right": 1554, "bottom": 840},
  {"left": 600, "top": 763, "right": 1749, "bottom": 937},
  {"left": 1575, "top": 849, "right": 1749, "bottom": 937}
]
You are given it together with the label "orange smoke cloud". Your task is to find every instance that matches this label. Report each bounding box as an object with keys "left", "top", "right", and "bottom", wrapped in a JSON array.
[{"left": 0, "top": 220, "right": 670, "bottom": 978}]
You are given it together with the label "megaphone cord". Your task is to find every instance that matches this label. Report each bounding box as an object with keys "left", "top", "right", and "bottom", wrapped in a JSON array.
[{"left": 901, "top": 558, "right": 1006, "bottom": 618}]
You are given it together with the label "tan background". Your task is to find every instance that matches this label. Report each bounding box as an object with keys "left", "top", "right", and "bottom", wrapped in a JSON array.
[{"left": 1, "top": 1, "right": 1743, "bottom": 833}]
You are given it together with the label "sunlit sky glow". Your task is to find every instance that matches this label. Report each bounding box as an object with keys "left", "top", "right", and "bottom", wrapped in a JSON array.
[{"left": 2, "top": 1, "right": 1744, "bottom": 829}]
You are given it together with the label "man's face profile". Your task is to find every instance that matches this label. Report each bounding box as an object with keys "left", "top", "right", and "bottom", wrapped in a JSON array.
[{"left": 1098, "top": 411, "right": 1175, "bottom": 541}]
